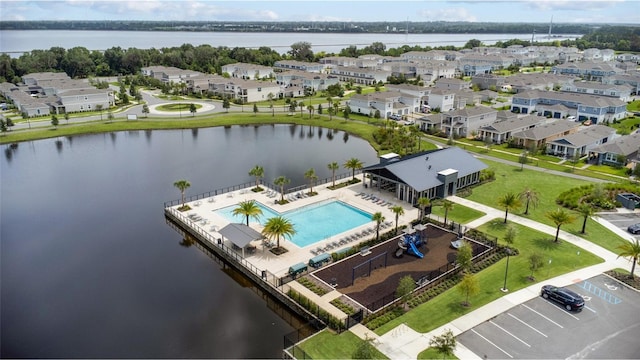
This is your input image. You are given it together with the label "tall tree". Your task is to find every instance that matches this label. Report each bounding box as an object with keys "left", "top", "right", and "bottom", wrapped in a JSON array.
[
  {"left": 518, "top": 187, "right": 539, "bottom": 215},
  {"left": 248, "top": 165, "right": 264, "bottom": 190},
  {"left": 417, "top": 197, "right": 431, "bottom": 222},
  {"left": 441, "top": 200, "right": 454, "bottom": 225},
  {"left": 267, "top": 92, "right": 275, "bottom": 116},
  {"left": 617, "top": 239, "right": 640, "bottom": 279},
  {"left": 391, "top": 205, "right": 405, "bottom": 233},
  {"left": 327, "top": 161, "right": 339, "bottom": 188},
  {"left": 498, "top": 192, "right": 522, "bottom": 224},
  {"left": 326, "top": 97, "right": 334, "bottom": 120},
  {"left": 456, "top": 241, "right": 473, "bottom": 273},
  {"left": 189, "top": 103, "right": 197, "bottom": 117},
  {"left": 273, "top": 175, "right": 290, "bottom": 203},
  {"left": 51, "top": 114, "right": 58, "bottom": 129},
  {"left": 304, "top": 167, "right": 317, "bottom": 194},
  {"left": 372, "top": 212, "right": 385, "bottom": 241},
  {"left": 546, "top": 208, "right": 575, "bottom": 242},
  {"left": 142, "top": 104, "right": 149, "bottom": 118},
  {"left": 173, "top": 179, "right": 191, "bottom": 208},
  {"left": 222, "top": 98, "right": 230, "bottom": 112},
  {"left": 396, "top": 275, "right": 416, "bottom": 308},
  {"left": 261, "top": 216, "right": 296, "bottom": 249},
  {"left": 577, "top": 203, "right": 594, "bottom": 234},
  {"left": 232, "top": 200, "right": 263, "bottom": 226},
  {"left": 253, "top": 103, "right": 259, "bottom": 115},
  {"left": 343, "top": 157, "right": 364, "bottom": 181},
  {"left": 288, "top": 41, "right": 314, "bottom": 62},
  {"left": 458, "top": 273, "right": 480, "bottom": 307}
]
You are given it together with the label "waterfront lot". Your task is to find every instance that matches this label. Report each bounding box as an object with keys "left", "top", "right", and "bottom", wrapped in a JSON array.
[{"left": 457, "top": 274, "right": 640, "bottom": 359}]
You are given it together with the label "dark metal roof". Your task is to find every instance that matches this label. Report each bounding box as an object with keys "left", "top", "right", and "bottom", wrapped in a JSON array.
[
  {"left": 363, "top": 147, "right": 487, "bottom": 192},
  {"left": 219, "top": 223, "right": 263, "bottom": 248}
]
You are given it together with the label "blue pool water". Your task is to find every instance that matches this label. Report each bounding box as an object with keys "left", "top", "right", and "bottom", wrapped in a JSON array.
[{"left": 215, "top": 200, "right": 372, "bottom": 247}]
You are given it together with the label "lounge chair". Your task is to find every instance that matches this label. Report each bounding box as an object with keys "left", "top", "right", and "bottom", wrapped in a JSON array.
[{"left": 310, "top": 248, "right": 318, "bottom": 255}]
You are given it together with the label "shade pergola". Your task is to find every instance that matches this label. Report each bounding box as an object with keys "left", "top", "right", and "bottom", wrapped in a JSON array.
[{"left": 218, "top": 223, "right": 263, "bottom": 257}]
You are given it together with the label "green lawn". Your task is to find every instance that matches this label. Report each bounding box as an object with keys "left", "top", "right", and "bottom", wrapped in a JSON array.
[
  {"left": 430, "top": 203, "right": 486, "bottom": 224},
  {"left": 373, "top": 219, "right": 603, "bottom": 336},
  {"left": 418, "top": 347, "right": 458, "bottom": 360},
  {"left": 298, "top": 329, "right": 388, "bottom": 359}
]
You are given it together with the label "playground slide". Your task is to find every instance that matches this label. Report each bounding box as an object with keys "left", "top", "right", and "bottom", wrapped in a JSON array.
[{"left": 408, "top": 241, "right": 424, "bottom": 258}]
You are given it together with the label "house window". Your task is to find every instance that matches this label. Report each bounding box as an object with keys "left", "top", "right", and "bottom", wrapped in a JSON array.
[{"left": 257, "top": 87, "right": 262, "bottom": 92}]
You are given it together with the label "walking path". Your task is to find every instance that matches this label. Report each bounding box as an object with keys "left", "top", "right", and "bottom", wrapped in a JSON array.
[{"left": 348, "top": 195, "right": 639, "bottom": 359}]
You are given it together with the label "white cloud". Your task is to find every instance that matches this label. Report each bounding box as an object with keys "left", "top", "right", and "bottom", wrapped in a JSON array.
[
  {"left": 523, "top": 0, "right": 625, "bottom": 11},
  {"left": 419, "top": 7, "right": 477, "bottom": 22}
]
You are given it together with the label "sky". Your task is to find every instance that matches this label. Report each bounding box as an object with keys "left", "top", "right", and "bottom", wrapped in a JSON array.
[{"left": 1, "top": 0, "right": 639, "bottom": 24}]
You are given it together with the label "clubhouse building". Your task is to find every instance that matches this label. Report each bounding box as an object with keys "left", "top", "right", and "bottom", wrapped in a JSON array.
[{"left": 362, "top": 147, "right": 487, "bottom": 205}]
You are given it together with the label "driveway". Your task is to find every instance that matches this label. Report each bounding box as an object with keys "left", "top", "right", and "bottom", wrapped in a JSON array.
[
  {"left": 457, "top": 274, "right": 640, "bottom": 359},
  {"left": 597, "top": 211, "right": 640, "bottom": 239}
]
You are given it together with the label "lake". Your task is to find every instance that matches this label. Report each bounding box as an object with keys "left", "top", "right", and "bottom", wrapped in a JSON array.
[
  {"left": 0, "top": 30, "right": 578, "bottom": 55},
  {"left": 0, "top": 124, "right": 378, "bottom": 358}
]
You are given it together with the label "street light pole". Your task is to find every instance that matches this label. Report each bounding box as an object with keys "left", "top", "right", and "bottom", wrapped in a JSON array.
[{"left": 500, "top": 248, "right": 512, "bottom": 293}]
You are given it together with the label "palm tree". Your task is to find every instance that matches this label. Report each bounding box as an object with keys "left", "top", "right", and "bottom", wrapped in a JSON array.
[
  {"left": 232, "top": 200, "right": 263, "bottom": 226},
  {"left": 262, "top": 216, "right": 296, "bottom": 249},
  {"left": 327, "top": 97, "right": 334, "bottom": 121},
  {"left": 518, "top": 187, "right": 539, "bottom": 215},
  {"left": 307, "top": 104, "right": 314, "bottom": 118},
  {"left": 248, "top": 165, "right": 264, "bottom": 190},
  {"left": 577, "top": 203, "right": 595, "bottom": 234},
  {"left": 267, "top": 92, "right": 275, "bottom": 116},
  {"left": 327, "top": 161, "right": 339, "bottom": 188},
  {"left": 417, "top": 197, "right": 431, "bottom": 222},
  {"left": 304, "top": 168, "right": 318, "bottom": 194},
  {"left": 344, "top": 157, "right": 364, "bottom": 181},
  {"left": 273, "top": 176, "right": 290, "bottom": 203},
  {"left": 617, "top": 239, "right": 640, "bottom": 279},
  {"left": 546, "top": 208, "right": 576, "bottom": 243},
  {"left": 173, "top": 179, "right": 191, "bottom": 208},
  {"left": 372, "top": 212, "right": 385, "bottom": 241},
  {"left": 391, "top": 205, "right": 405, "bottom": 233},
  {"left": 441, "top": 199, "right": 454, "bottom": 225},
  {"left": 498, "top": 192, "right": 522, "bottom": 224}
]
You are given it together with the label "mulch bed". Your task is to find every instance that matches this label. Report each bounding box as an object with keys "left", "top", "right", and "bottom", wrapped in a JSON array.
[{"left": 313, "top": 225, "right": 490, "bottom": 311}]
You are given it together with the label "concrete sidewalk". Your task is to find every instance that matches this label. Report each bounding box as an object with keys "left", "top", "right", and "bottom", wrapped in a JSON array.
[{"left": 350, "top": 195, "right": 639, "bottom": 360}]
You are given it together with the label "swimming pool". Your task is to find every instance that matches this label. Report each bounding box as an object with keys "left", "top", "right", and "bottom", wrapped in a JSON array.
[{"left": 214, "top": 200, "right": 372, "bottom": 248}]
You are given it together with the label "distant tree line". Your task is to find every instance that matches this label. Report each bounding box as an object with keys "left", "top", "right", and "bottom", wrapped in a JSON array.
[
  {"left": 0, "top": 20, "right": 603, "bottom": 35},
  {"left": 1, "top": 25, "right": 638, "bottom": 83}
]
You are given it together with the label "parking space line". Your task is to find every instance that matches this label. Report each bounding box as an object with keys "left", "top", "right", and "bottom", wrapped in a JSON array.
[
  {"left": 542, "top": 301, "right": 581, "bottom": 320},
  {"left": 470, "top": 329, "right": 514, "bottom": 359},
  {"left": 490, "top": 320, "right": 531, "bottom": 347},
  {"left": 522, "top": 304, "right": 564, "bottom": 328},
  {"left": 584, "top": 305, "right": 597, "bottom": 313},
  {"left": 507, "top": 313, "right": 548, "bottom": 337},
  {"left": 579, "top": 281, "right": 622, "bottom": 304}
]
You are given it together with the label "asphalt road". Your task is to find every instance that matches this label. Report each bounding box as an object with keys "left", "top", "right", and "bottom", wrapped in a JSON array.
[{"left": 457, "top": 274, "right": 640, "bottom": 359}]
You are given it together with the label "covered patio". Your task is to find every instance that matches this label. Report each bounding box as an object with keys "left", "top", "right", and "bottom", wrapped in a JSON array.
[{"left": 218, "top": 223, "right": 263, "bottom": 257}]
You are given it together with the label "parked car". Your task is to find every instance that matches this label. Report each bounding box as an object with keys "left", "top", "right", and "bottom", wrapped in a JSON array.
[
  {"left": 540, "top": 285, "right": 584, "bottom": 311},
  {"left": 628, "top": 223, "right": 640, "bottom": 234}
]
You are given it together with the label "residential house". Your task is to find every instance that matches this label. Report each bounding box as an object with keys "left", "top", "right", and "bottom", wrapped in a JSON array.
[
  {"left": 616, "top": 53, "right": 640, "bottom": 63},
  {"left": 140, "top": 66, "right": 202, "bottom": 84},
  {"left": 186, "top": 74, "right": 226, "bottom": 94},
  {"left": 330, "top": 65, "right": 391, "bottom": 85},
  {"left": 426, "top": 88, "right": 456, "bottom": 112},
  {"left": 589, "top": 133, "right": 640, "bottom": 166},
  {"left": 347, "top": 91, "right": 418, "bottom": 118},
  {"left": 511, "top": 90, "right": 627, "bottom": 123},
  {"left": 221, "top": 62, "right": 274, "bottom": 80},
  {"left": 582, "top": 48, "right": 615, "bottom": 62},
  {"left": 435, "top": 78, "right": 469, "bottom": 91},
  {"left": 415, "top": 113, "right": 444, "bottom": 133},
  {"left": 505, "top": 73, "right": 574, "bottom": 93},
  {"left": 56, "top": 88, "right": 114, "bottom": 113},
  {"left": 361, "top": 147, "right": 487, "bottom": 204},
  {"left": 273, "top": 60, "right": 326, "bottom": 73},
  {"left": 546, "top": 124, "right": 618, "bottom": 158},
  {"left": 22, "top": 72, "right": 70, "bottom": 86},
  {"left": 208, "top": 78, "right": 280, "bottom": 103},
  {"left": 551, "top": 62, "right": 623, "bottom": 81},
  {"left": 441, "top": 105, "right": 498, "bottom": 138},
  {"left": 510, "top": 120, "right": 581, "bottom": 150},
  {"left": 561, "top": 81, "right": 633, "bottom": 102},
  {"left": 603, "top": 72, "right": 640, "bottom": 95},
  {"left": 477, "top": 114, "right": 546, "bottom": 144},
  {"left": 471, "top": 73, "right": 506, "bottom": 90}
]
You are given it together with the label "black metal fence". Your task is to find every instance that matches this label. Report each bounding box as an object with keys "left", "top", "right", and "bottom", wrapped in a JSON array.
[{"left": 164, "top": 170, "right": 362, "bottom": 207}]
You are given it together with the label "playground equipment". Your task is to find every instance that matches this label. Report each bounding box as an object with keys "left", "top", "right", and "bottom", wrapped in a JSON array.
[
  {"left": 308, "top": 253, "right": 331, "bottom": 268},
  {"left": 395, "top": 232, "right": 426, "bottom": 258}
]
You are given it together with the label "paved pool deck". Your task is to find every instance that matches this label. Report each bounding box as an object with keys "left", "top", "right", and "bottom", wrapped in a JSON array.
[{"left": 168, "top": 180, "right": 418, "bottom": 278}]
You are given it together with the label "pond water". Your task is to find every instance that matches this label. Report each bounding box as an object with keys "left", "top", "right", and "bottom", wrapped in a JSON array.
[{"left": 0, "top": 124, "right": 378, "bottom": 358}]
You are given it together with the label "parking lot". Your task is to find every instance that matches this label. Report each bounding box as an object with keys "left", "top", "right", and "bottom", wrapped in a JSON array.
[
  {"left": 597, "top": 211, "right": 640, "bottom": 238},
  {"left": 458, "top": 274, "right": 640, "bottom": 359}
]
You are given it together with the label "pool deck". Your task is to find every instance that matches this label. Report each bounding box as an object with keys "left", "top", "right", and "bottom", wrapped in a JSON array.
[{"left": 167, "top": 180, "right": 418, "bottom": 278}]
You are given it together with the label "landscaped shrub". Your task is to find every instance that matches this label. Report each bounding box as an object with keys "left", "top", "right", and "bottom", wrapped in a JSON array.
[{"left": 557, "top": 183, "right": 640, "bottom": 209}]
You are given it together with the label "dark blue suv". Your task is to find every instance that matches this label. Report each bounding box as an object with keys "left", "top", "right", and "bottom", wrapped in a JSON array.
[{"left": 541, "top": 285, "right": 585, "bottom": 312}]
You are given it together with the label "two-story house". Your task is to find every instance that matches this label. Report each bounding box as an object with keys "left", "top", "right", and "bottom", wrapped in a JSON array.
[
  {"left": 546, "top": 124, "right": 618, "bottom": 158},
  {"left": 441, "top": 105, "right": 498, "bottom": 138},
  {"left": 510, "top": 120, "right": 581, "bottom": 150},
  {"left": 477, "top": 114, "right": 546, "bottom": 144}
]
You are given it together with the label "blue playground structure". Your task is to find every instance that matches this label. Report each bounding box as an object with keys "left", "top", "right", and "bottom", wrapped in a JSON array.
[{"left": 395, "top": 232, "right": 425, "bottom": 258}]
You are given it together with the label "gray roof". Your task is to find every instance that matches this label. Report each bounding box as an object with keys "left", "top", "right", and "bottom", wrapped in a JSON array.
[
  {"left": 218, "top": 223, "right": 263, "bottom": 248},
  {"left": 511, "top": 120, "right": 581, "bottom": 141},
  {"left": 479, "top": 115, "right": 545, "bottom": 133},
  {"left": 363, "top": 147, "right": 487, "bottom": 192},
  {"left": 548, "top": 125, "right": 616, "bottom": 148},
  {"left": 591, "top": 133, "right": 640, "bottom": 156}
]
